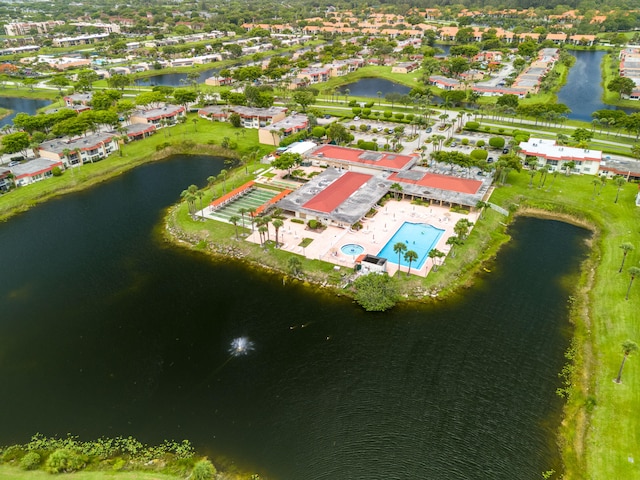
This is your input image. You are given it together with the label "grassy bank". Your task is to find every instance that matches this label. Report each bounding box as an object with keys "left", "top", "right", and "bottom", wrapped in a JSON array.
[
  {"left": 601, "top": 53, "right": 640, "bottom": 109},
  {"left": 0, "top": 465, "right": 180, "bottom": 479}
]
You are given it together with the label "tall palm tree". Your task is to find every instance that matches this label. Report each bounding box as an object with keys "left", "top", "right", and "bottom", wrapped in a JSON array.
[
  {"left": 404, "top": 250, "right": 418, "bottom": 276},
  {"left": 615, "top": 340, "right": 638, "bottom": 383},
  {"left": 257, "top": 225, "right": 268, "bottom": 246},
  {"left": 619, "top": 243, "right": 635, "bottom": 273},
  {"left": 229, "top": 215, "right": 241, "bottom": 240},
  {"left": 207, "top": 175, "right": 216, "bottom": 194},
  {"left": 272, "top": 218, "right": 284, "bottom": 247},
  {"left": 614, "top": 176, "right": 626, "bottom": 203},
  {"left": 238, "top": 207, "right": 248, "bottom": 229},
  {"left": 393, "top": 242, "right": 407, "bottom": 272},
  {"left": 625, "top": 266, "right": 640, "bottom": 300},
  {"left": 195, "top": 190, "right": 204, "bottom": 219},
  {"left": 446, "top": 236, "right": 461, "bottom": 258},
  {"left": 219, "top": 169, "right": 228, "bottom": 193},
  {"left": 247, "top": 207, "right": 257, "bottom": 232}
]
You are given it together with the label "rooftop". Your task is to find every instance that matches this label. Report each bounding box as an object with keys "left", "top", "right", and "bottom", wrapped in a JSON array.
[{"left": 312, "top": 145, "right": 416, "bottom": 171}]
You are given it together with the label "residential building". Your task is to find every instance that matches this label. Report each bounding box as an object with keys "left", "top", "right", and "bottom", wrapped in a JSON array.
[
  {"left": 4, "top": 21, "right": 64, "bottom": 36},
  {"left": 259, "top": 114, "right": 309, "bottom": 146},
  {"left": 52, "top": 33, "right": 109, "bottom": 48},
  {"left": 0, "top": 167, "right": 13, "bottom": 192},
  {"left": 122, "top": 123, "right": 157, "bottom": 141},
  {"left": 10, "top": 159, "right": 64, "bottom": 187},
  {"left": 39, "top": 133, "right": 119, "bottom": 166},
  {"left": 518, "top": 138, "right": 602, "bottom": 175},
  {"left": 130, "top": 104, "right": 186, "bottom": 128}
]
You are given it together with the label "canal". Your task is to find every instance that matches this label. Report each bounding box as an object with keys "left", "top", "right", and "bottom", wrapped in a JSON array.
[
  {"left": 0, "top": 155, "right": 589, "bottom": 479},
  {"left": 557, "top": 49, "right": 638, "bottom": 121}
]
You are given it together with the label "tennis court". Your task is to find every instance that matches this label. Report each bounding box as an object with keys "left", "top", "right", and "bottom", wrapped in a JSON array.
[{"left": 208, "top": 188, "right": 280, "bottom": 223}]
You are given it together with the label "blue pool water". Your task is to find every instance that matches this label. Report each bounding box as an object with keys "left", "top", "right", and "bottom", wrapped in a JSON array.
[
  {"left": 341, "top": 244, "right": 365, "bottom": 256},
  {"left": 377, "top": 222, "right": 445, "bottom": 269}
]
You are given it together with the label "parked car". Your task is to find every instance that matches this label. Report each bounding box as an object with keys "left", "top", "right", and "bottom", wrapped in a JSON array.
[
  {"left": 426, "top": 127, "right": 432, "bottom": 133},
  {"left": 451, "top": 141, "right": 457, "bottom": 147},
  {"left": 354, "top": 116, "right": 360, "bottom": 121},
  {"left": 8, "top": 161, "right": 20, "bottom": 167},
  {"left": 487, "top": 157, "right": 494, "bottom": 163},
  {"left": 502, "top": 148, "right": 510, "bottom": 154}
]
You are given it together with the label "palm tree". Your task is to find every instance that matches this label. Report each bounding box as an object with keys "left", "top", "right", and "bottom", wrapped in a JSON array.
[
  {"left": 257, "top": 225, "right": 268, "bottom": 246},
  {"left": 272, "top": 218, "right": 284, "bottom": 247},
  {"left": 238, "top": 207, "right": 248, "bottom": 229},
  {"left": 207, "top": 175, "right": 216, "bottom": 194},
  {"left": 393, "top": 242, "right": 407, "bottom": 271},
  {"left": 219, "top": 169, "right": 228, "bottom": 193},
  {"left": 446, "top": 235, "right": 461, "bottom": 258},
  {"left": 377, "top": 90, "right": 382, "bottom": 106},
  {"left": 614, "top": 176, "right": 626, "bottom": 203},
  {"left": 195, "top": 190, "right": 205, "bottom": 219},
  {"left": 192, "top": 117, "right": 199, "bottom": 132},
  {"left": 178, "top": 116, "right": 187, "bottom": 138},
  {"left": 404, "top": 250, "right": 418, "bottom": 276},
  {"left": 476, "top": 200, "right": 489, "bottom": 218},
  {"left": 389, "top": 182, "right": 403, "bottom": 200},
  {"left": 615, "top": 340, "right": 639, "bottom": 383},
  {"left": 625, "top": 266, "right": 640, "bottom": 300},
  {"left": 261, "top": 215, "right": 272, "bottom": 242},
  {"left": 527, "top": 160, "right": 538, "bottom": 187},
  {"left": 619, "top": 243, "right": 635, "bottom": 273},
  {"left": 247, "top": 207, "right": 257, "bottom": 232},
  {"left": 229, "top": 215, "right": 241, "bottom": 240},
  {"left": 288, "top": 256, "right": 302, "bottom": 275},
  {"left": 591, "top": 178, "right": 600, "bottom": 198}
]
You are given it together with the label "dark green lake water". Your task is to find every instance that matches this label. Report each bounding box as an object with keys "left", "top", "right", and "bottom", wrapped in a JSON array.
[{"left": 0, "top": 155, "right": 589, "bottom": 479}]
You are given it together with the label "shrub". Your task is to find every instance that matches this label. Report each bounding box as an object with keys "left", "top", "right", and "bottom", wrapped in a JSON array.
[
  {"left": 461, "top": 138, "right": 469, "bottom": 145},
  {"left": 20, "top": 452, "right": 41, "bottom": 471},
  {"left": 52, "top": 166, "right": 63, "bottom": 177},
  {"left": 191, "top": 459, "right": 217, "bottom": 480},
  {"left": 352, "top": 107, "right": 361, "bottom": 115},
  {"left": 476, "top": 139, "right": 486, "bottom": 148},
  {"left": 406, "top": 113, "right": 414, "bottom": 122},
  {"left": 489, "top": 136, "right": 505, "bottom": 149},
  {"left": 470, "top": 149, "right": 488, "bottom": 161},
  {"left": 514, "top": 134, "right": 529, "bottom": 144},
  {"left": 357, "top": 140, "right": 378, "bottom": 151},
  {"left": 484, "top": 126, "right": 491, "bottom": 132},
  {"left": 349, "top": 125, "right": 356, "bottom": 131},
  {"left": 363, "top": 108, "right": 371, "bottom": 116},
  {"left": 354, "top": 273, "right": 398, "bottom": 312},
  {"left": 359, "top": 124, "right": 368, "bottom": 132},
  {"left": 45, "top": 449, "right": 87, "bottom": 474},
  {"left": 308, "top": 219, "right": 318, "bottom": 229},
  {"left": 348, "top": 100, "right": 358, "bottom": 107},
  {"left": 465, "top": 121, "right": 480, "bottom": 130},
  {"left": 290, "top": 218, "right": 304, "bottom": 224},
  {"left": 364, "top": 102, "right": 374, "bottom": 108},
  {"left": 498, "top": 128, "right": 505, "bottom": 133},
  {"left": 383, "top": 110, "right": 393, "bottom": 118},
  {"left": 1, "top": 445, "right": 24, "bottom": 463},
  {"left": 394, "top": 112, "right": 405, "bottom": 120}
]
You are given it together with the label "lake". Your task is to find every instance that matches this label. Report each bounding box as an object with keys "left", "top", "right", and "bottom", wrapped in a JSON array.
[
  {"left": 340, "top": 77, "right": 412, "bottom": 98},
  {"left": 0, "top": 155, "right": 589, "bottom": 479},
  {"left": 0, "top": 96, "right": 51, "bottom": 127}
]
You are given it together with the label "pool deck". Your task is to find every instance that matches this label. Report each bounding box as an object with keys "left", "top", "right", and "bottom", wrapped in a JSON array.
[{"left": 244, "top": 199, "right": 480, "bottom": 278}]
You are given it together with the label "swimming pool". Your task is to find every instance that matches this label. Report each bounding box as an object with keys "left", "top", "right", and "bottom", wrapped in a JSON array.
[{"left": 377, "top": 222, "right": 445, "bottom": 269}]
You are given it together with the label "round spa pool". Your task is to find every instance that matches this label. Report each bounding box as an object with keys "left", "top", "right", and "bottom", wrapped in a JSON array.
[{"left": 341, "top": 244, "right": 365, "bottom": 256}]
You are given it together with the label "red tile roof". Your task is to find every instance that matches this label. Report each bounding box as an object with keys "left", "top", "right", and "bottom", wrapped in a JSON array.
[
  {"left": 303, "top": 172, "right": 372, "bottom": 213},
  {"left": 314, "top": 145, "right": 415, "bottom": 170},
  {"left": 389, "top": 171, "right": 482, "bottom": 194}
]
